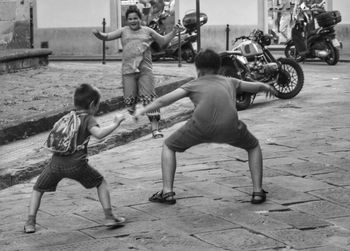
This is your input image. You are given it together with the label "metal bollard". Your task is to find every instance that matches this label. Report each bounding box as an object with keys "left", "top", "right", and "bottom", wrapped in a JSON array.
[
  {"left": 226, "top": 24, "right": 230, "bottom": 51},
  {"left": 178, "top": 19, "right": 182, "bottom": 67},
  {"left": 102, "top": 18, "right": 106, "bottom": 65}
]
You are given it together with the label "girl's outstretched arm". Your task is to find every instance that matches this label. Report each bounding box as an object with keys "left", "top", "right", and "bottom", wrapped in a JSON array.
[{"left": 92, "top": 29, "right": 122, "bottom": 41}]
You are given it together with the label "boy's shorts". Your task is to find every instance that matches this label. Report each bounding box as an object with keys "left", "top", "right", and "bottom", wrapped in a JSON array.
[
  {"left": 34, "top": 157, "right": 103, "bottom": 192},
  {"left": 165, "top": 120, "right": 259, "bottom": 152}
]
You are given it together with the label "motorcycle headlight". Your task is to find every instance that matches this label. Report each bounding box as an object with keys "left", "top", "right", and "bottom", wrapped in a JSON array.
[{"left": 262, "top": 35, "right": 271, "bottom": 46}]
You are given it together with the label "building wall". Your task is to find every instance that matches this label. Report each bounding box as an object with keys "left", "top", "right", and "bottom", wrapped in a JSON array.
[
  {"left": 0, "top": 0, "right": 31, "bottom": 50},
  {"left": 30, "top": 0, "right": 350, "bottom": 57}
]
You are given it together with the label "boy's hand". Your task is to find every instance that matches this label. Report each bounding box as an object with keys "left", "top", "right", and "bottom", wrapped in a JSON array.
[
  {"left": 92, "top": 29, "right": 107, "bottom": 40},
  {"left": 262, "top": 84, "right": 277, "bottom": 98},
  {"left": 114, "top": 114, "right": 125, "bottom": 125}
]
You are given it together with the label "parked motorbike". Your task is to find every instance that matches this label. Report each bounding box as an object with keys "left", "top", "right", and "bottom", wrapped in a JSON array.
[
  {"left": 284, "top": 1, "right": 342, "bottom": 65},
  {"left": 219, "top": 29, "right": 304, "bottom": 110},
  {"left": 149, "top": 10, "right": 207, "bottom": 63}
]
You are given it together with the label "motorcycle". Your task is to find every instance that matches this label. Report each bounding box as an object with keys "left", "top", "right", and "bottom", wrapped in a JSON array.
[
  {"left": 284, "top": 1, "right": 342, "bottom": 65},
  {"left": 149, "top": 10, "right": 208, "bottom": 63},
  {"left": 219, "top": 29, "right": 304, "bottom": 111}
]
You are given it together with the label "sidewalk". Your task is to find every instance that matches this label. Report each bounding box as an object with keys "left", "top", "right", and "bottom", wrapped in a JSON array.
[{"left": 0, "top": 62, "right": 349, "bottom": 250}]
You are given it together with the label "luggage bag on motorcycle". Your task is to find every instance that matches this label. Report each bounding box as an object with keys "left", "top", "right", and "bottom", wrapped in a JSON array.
[{"left": 316, "top": 10, "right": 342, "bottom": 28}]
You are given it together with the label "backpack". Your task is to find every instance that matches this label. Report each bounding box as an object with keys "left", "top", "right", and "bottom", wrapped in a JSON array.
[{"left": 44, "top": 111, "right": 88, "bottom": 155}]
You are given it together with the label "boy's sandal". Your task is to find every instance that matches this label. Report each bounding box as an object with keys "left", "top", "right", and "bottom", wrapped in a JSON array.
[
  {"left": 251, "top": 189, "right": 268, "bottom": 204},
  {"left": 104, "top": 216, "right": 126, "bottom": 228},
  {"left": 152, "top": 130, "right": 164, "bottom": 139},
  {"left": 24, "top": 222, "right": 36, "bottom": 234},
  {"left": 149, "top": 191, "right": 176, "bottom": 205}
]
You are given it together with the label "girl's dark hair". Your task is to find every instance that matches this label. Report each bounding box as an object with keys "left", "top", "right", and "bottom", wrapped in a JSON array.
[
  {"left": 74, "top": 84, "right": 101, "bottom": 109},
  {"left": 125, "top": 5, "right": 142, "bottom": 19},
  {"left": 195, "top": 49, "right": 222, "bottom": 73}
]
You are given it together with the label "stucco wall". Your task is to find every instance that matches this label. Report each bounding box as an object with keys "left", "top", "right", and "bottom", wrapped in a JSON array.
[{"left": 0, "top": 0, "right": 31, "bottom": 50}]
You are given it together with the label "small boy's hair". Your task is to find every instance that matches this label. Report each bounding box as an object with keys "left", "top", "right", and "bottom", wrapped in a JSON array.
[
  {"left": 195, "top": 49, "right": 222, "bottom": 73},
  {"left": 74, "top": 84, "right": 101, "bottom": 110},
  {"left": 126, "top": 5, "right": 142, "bottom": 19}
]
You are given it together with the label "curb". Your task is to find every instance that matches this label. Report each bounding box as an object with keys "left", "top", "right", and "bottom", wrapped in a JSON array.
[
  {"left": 0, "top": 77, "right": 194, "bottom": 145},
  {"left": 0, "top": 109, "right": 193, "bottom": 190}
]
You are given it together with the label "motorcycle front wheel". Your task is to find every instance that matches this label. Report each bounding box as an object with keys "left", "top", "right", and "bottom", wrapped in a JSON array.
[
  {"left": 284, "top": 43, "right": 304, "bottom": 62},
  {"left": 325, "top": 42, "right": 339, "bottom": 65},
  {"left": 274, "top": 58, "right": 304, "bottom": 99},
  {"left": 236, "top": 92, "right": 252, "bottom": 111}
]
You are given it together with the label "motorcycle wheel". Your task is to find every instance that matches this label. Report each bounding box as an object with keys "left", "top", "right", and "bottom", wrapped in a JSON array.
[
  {"left": 284, "top": 43, "right": 304, "bottom": 62},
  {"left": 274, "top": 58, "right": 304, "bottom": 99},
  {"left": 236, "top": 93, "right": 252, "bottom": 111},
  {"left": 219, "top": 65, "right": 252, "bottom": 110},
  {"left": 325, "top": 43, "right": 339, "bottom": 65},
  {"left": 181, "top": 47, "right": 195, "bottom": 63}
]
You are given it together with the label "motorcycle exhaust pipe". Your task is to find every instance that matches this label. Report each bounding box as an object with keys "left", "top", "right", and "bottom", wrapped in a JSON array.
[{"left": 314, "top": 50, "right": 329, "bottom": 58}]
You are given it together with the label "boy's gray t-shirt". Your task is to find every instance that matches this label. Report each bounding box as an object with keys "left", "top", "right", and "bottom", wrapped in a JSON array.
[{"left": 181, "top": 75, "right": 242, "bottom": 136}]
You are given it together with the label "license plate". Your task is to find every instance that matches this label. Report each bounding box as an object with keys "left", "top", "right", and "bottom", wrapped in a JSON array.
[{"left": 332, "top": 38, "right": 340, "bottom": 47}]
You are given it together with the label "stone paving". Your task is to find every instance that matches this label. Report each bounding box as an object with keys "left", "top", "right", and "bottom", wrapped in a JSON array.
[{"left": 0, "top": 61, "right": 350, "bottom": 250}]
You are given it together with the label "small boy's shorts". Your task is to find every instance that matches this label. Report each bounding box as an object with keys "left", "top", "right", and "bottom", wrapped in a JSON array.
[
  {"left": 34, "top": 157, "right": 103, "bottom": 192},
  {"left": 165, "top": 120, "right": 259, "bottom": 152}
]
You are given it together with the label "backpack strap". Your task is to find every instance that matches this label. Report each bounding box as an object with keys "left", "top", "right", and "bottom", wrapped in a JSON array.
[{"left": 75, "top": 111, "right": 90, "bottom": 151}]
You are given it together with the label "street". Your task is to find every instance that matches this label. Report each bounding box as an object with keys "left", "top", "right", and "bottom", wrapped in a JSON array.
[{"left": 0, "top": 61, "right": 350, "bottom": 250}]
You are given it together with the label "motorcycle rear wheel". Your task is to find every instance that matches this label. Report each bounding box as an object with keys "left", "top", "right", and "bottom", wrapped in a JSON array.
[
  {"left": 274, "top": 58, "right": 304, "bottom": 99},
  {"left": 284, "top": 43, "right": 304, "bottom": 62},
  {"left": 325, "top": 43, "right": 339, "bottom": 65}
]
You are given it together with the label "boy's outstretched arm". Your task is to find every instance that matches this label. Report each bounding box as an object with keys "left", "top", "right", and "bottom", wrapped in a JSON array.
[
  {"left": 89, "top": 114, "right": 125, "bottom": 139},
  {"left": 92, "top": 29, "right": 122, "bottom": 41},
  {"left": 239, "top": 80, "right": 277, "bottom": 98},
  {"left": 134, "top": 88, "right": 188, "bottom": 119}
]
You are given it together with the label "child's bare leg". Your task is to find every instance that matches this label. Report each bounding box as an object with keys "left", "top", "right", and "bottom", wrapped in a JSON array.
[
  {"left": 161, "top": 144, "right": 177, "bottom": 195},
  {"left": 97, "top": 179, "right": 125, "bottom": 226},
  {"left": 24, "top": 190, "right": 44, "bottom": 233},
  {"left": 247, "top": 144, "right": 263, "bottom": 193}
]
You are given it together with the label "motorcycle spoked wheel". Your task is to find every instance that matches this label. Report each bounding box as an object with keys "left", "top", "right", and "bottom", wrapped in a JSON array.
[
  {"left": 219, "top": 65, "right": 252, "bottom": 110},
  {"left": 236, "top": 92, "right": 252, "bottom": 111},
  {"left": 324, "top": 43, "right": 340, "bottom": 65},
  {"left": 284, "top": 43, "right": 305, "bottom": 62},
  {"left": 274, "top": 58, "right": 304, "bottom": 99}
]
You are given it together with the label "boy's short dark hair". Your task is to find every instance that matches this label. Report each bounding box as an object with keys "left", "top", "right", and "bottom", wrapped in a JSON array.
[
  {"left": 74, "top": 84, "right": 101, "bottom": 110},
  {"left": 195, "top": 49, "right": 222, "bottom": 73},
  {"left": 126, "top": 5, "right": 142, "bottom": 19}
]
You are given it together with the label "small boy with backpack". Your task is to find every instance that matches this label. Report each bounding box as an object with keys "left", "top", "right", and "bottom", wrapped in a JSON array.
[{"left": 24, "top": 83, "right": 126, "bottom": 233}]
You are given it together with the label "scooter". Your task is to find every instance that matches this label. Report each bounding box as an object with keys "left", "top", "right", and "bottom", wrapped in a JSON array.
[
  {"left": 284, "top": 1, "right": 342, "bottom": 65},
  {"left": 149, "top": 10, "right": 207, "bottom": 63}
]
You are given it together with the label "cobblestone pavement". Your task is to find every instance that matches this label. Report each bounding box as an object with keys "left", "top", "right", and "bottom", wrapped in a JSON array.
[
  {"left": 0, "top": 61, "right": 196, "bottom": 129},
  {"left": 0, "top": 62, "right": 350, "bottom": 250}
]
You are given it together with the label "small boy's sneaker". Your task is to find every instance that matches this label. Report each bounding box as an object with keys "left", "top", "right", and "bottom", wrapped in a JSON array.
[
  {"left": 24, "top": 222, "right": 36, "bottom": 233},
  {"left": 104, "top": 216, "right": 126, "bottom": 228}
]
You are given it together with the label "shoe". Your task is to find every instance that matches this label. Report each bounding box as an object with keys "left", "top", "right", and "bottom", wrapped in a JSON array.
[
  {"left": 251, "top": 189, "right": 267, "bottom": 204},
  {"left": 24, "top": 222, "right": 36, "bottom": 233},
  {"left": 149, "top": 191, "right": 176, "bottom": 205},
  {"left": 152, "top": 130, "right": 164, "bottom": 139},
  {"left": 104, "top": 216, "right": 126, "bottom": 228}
]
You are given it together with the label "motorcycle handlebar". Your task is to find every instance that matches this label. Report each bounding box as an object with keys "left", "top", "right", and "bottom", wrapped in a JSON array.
[{"left": 234, "top": 35, "right": 251, "bottom": 42}]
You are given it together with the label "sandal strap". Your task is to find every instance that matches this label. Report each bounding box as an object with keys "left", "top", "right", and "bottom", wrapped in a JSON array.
[
  {"left": 162, "top": 191, "right": 175, "bottom": 198},
  {"left": 252, "top": 189, "right": 267, "bottom": 197}
]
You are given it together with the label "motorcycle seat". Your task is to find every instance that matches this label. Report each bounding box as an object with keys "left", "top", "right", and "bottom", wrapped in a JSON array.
[{"left": 219, "top": 51, "right": 242, "bottom": 57}]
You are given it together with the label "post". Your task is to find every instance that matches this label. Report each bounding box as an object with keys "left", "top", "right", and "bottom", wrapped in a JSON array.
[
  {"left": 196, "top": 0, "right": 201, "bottom": 52},
  {"left": 178, "top": 19, "right": 182, "bottom": 67},
  {"left": 102, "top": 18, "right": 106, "bottom": 65},
  {"left": 226, "top": 24, "right": 230, "bottom": 51}
]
